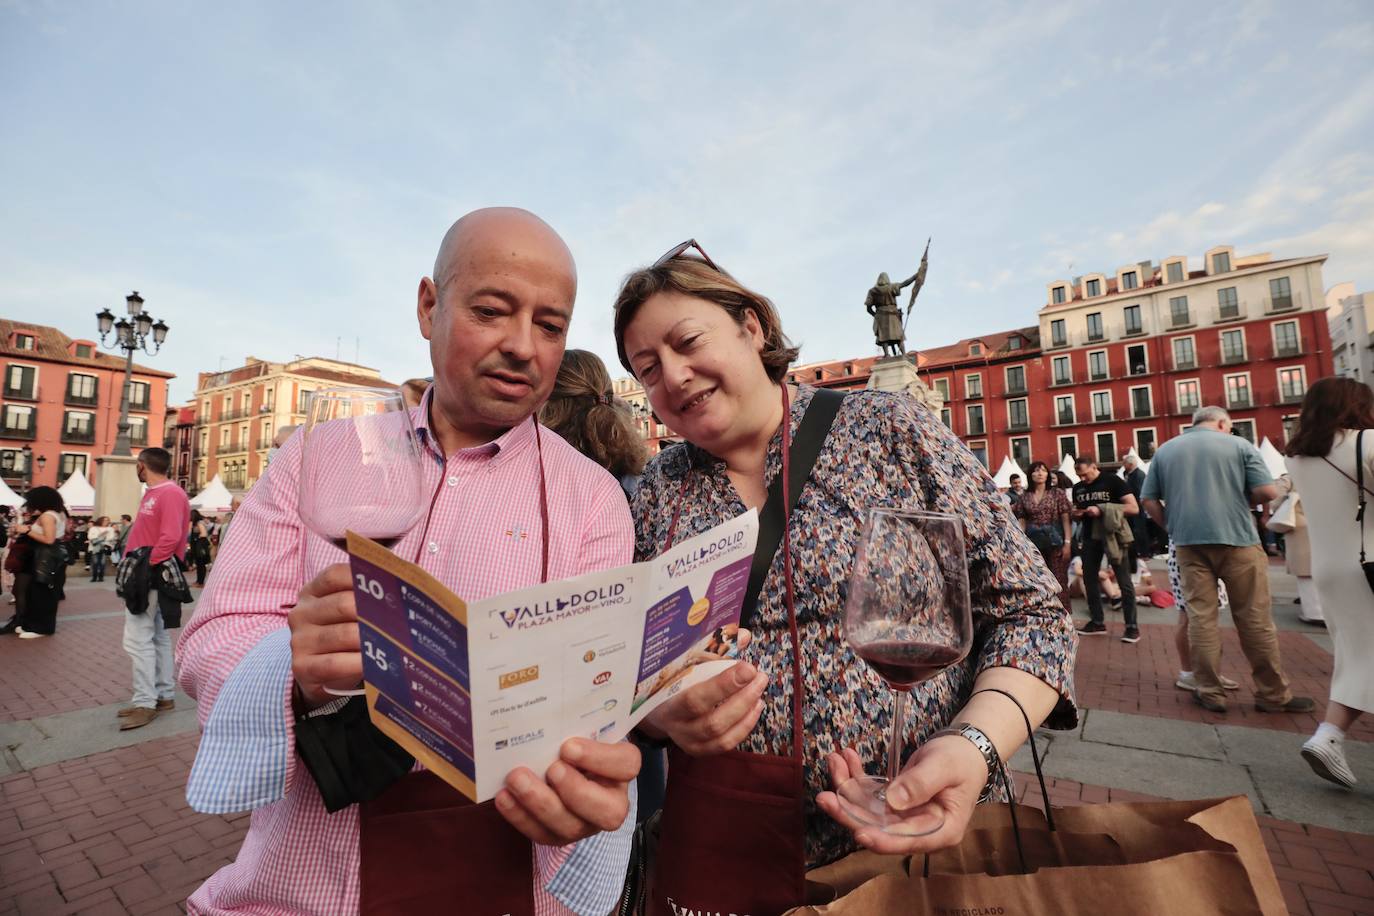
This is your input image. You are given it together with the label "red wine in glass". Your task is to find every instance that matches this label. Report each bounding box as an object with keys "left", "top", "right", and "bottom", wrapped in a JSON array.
[{"left": 836, "top": 509, "right": 972, "bottom": 836}]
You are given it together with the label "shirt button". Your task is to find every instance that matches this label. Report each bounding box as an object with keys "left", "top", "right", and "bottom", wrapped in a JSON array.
[
  {"left": 427, "top": 542, "right": 439, "bottom": 554},
  {"left": 447, "top": 476, "right": 458, "bottom": 487}
]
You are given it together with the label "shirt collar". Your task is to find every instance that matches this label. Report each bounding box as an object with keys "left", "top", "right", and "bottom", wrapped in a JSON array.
[{"left": 413, "top": 383, "right": 537, "bottom": 467}]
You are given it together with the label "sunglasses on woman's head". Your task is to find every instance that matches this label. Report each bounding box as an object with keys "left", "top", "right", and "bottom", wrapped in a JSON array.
[{"left": 653, "top": 239, "right": 721, "bottom": 272}]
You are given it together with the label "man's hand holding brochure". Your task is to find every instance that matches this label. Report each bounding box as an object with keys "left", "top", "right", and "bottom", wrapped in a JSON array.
[{"left": 346, "top": 510, "right": 760, "bottom": 801}]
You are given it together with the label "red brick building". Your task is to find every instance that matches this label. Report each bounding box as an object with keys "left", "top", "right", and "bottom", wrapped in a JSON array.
[
  {"left": 619, "top": 246, "right": 1333, "bottom": 470},
  {"left": 0, "top": 320, "right": 173, "bottom": 493}
]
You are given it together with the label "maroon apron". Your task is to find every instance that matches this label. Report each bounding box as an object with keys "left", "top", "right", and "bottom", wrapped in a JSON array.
[
  {"left": 649, "top": 386, "right": 811, "bottom": 916},
  {"left": 359, "top": 419, "right": 553, "bottom": 915}
]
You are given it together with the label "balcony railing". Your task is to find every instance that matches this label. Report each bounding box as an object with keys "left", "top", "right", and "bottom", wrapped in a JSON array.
[
  {"left": 2, "top": 384, "right": 38, "bottom": 402},
  {"left": 221, "top": 407, "right": 254, "bottom": 421},
  {"left": 1264, "top": 293, "right": 1304, "bottom": 315},
  {"left": 1274, "top": 344, "right": 1301, "bottom": 359},
  {"left": 65, "top": 391, "right": 99, "bottom": 407},
  {"left": 1088, "top": 371, "right": 1110, "bottom": 382},
  {"left": 218, "top": 443, "right": 250, "bottom": 456},
  {"left": 1051, "top": 375, "right": 1073, "bottom": 387},
  {"left": 1221, "top": 350, "right": 1247, "bottom": 365},
  {"left": 1215, "top": 303, "right": 1246, "bottom": 322},
  {"left": 1087, "top": 332, "right": 1106, "bottom": 343},
  {"left": 1173, "top": 399, "right": 1200, "bottom": 416},
  {"left": 1131, "top": 405, "right": 1153, "bottom": 419},
  {"left": 1123, "top": 326, "right": 1145, "bottom": 337},
  {"left": 61, "top": 429, "right": 96, "bottom": 444},
  {"left": 1055, "top": 413, "right": 1075, "bottom": 427},
  {"left": 1092, "top": 412, "right": 1113, "bottom": 423},
  {"left": 1173, "top": 358, "right": 1197, "bottom": 371},
  {"left": 1, "top": 420, "right": 36, "bottom": 440},
  {"left": 1169, "top": 313, "right": 1193, "bottom": 329},
  {"left": 1007, "top": 419, "right": 1031, "bottom": 432},
  {"left": 1003, "top": 383, "right": 1027, "bottom": 397},
  {"left": 128, "top": 398, "right": 151, "bottom": 413},
  {"left": 1279, "top": 389, "right": 1306, "bottom": 405},
  {"left": 967, "top": 421, "right": 985, "bottom": 436},
  {"left": 1227, "top": 394, "right": 1253, "bottom": 410}
]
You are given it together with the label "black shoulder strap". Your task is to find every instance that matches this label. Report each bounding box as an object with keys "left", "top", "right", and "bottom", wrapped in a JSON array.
[
  {"left": 1359, "top": 430, "right": 1367, "bottom": 564},
  {"left": 741, "top": 388, "right": 847, "bottom": 627}
]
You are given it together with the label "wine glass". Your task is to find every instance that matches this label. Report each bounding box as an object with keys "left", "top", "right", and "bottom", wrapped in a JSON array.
[
  {"left": 836, "top": 509, "right": 973, "bottom": 836},
  {"left": 297, "top": 387, "right": 428, "bottom": 696}
]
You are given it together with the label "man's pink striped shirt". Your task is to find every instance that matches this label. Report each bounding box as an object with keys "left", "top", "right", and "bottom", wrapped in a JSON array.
[{"left": 177, "top": 395, "right": 633, "bottom": 915}]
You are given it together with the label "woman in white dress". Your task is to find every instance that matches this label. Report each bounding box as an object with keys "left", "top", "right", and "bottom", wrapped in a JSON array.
[{"left": 1284, "top": 377, "right": 1374, "bottom": 789}]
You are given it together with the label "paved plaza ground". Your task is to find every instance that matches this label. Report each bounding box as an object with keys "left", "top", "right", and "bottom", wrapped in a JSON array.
[{"left": 1, "top": 562, "right": 1371, "bottom": 914}]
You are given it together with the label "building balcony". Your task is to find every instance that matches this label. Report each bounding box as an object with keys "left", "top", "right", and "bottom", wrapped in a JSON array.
[
  {"left": 1172, "top": 400, "right": 1200, "bottom": 416},
  {"left": 1215, "top": 304, "right": 1246, "bottom": 323},
  {"left": 1003, "top": 384, "right": 1028, "bottom": 397},
  {"left": 1054, "top": 414, "right": 1076, "bottom": 427},
  {"left": 1221, "top": 351, "right": 1248, "bottom": 366},
  {"left": 967, "top": 423, "right": 986, "bottom": 436},
  {"left": 1264, "top": 294, "right": 1303, "bottom": 315},
  {"left": 0, "top": 422, "right": 36, "bottom": 440},
  {"left": 1169, "top": 315, "right": 1194, "bottom": 330},
  {"left": 1274, "top": 345, "right": 1301, "bottom": 359},
  {"left": 1007, "top": 420, "right": 1031, "bottom": 432},
  {"left": 221, "top": 407, "right": 255, "bottom": 421},
  {"left": 61, "top": 429, "right": 96, "bottom": 445},
  {"left": 1122, "top": 327, "right": 1146, "bottom": 338},
  {"left": 1227, "top": 395, "right": 1253, "bottom": 410},
  {"left": 65, "top": 392, "right": 99, "bottom": 408},
  {"left": 218, "top": 443, "right": 250, "bottom": 456},
  {"left": 1279, "top": 389, "right": 1306, "bottom": 405},
  {"left": 1088, "top": 373, "right": 1110, "bottom": 383},
  {"left": 128, "top": 399, "right": 152, "bottom": 413},
  {"left": 1086, "top": 333, "right": 1106, "bottom": 343},
  {"left": 1173, "top": 359, "right": 1197, "bottom": 371},
  {"left": 1048, "top": 337, "right": 1069, "bottom": 350},
  {"left": 1131, "top": 407, "right": 1154, "bottom": 419},
  {"left": 1092, "top": 413, "right": 1113, "bottom": 423},
  {"left": 2, "top": 385, "right": 38, "bottom": 402}
]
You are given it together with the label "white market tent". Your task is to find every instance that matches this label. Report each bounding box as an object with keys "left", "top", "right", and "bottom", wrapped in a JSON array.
[
  {"left": 1058, "top": 454, "right": 1079, "bottom": 485},
  {"left": 1258, "top": 437, "right": 1288, "bottom": 480},
  {"left": 58, "top": 473, "right": 96, "bottom": 514},
  {"left": 0, "top": 477, "right": 22, "bottom": 509},
  {"left": 190, "top": 475, "right": 235, "bottom": 513},
  {"left": 991, "top": 455, "right": 1027, "bottom": 489}
]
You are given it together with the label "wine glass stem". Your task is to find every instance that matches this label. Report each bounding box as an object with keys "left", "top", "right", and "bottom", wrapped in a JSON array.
[{"left": 887, "top": 688, "right": 908, "bottom": 783}]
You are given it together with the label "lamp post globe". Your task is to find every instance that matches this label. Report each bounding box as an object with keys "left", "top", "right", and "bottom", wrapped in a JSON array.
[{"left": 97, "top": 291, "right": 168, "bottom": 459}]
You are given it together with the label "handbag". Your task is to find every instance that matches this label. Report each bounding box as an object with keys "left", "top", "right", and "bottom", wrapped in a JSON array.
[
  {"left": 33, "top": 543, "right": 65, "bottom": 586},
  {"left": 1264, "top": 492, "right": 1298, "bottom": 534}
]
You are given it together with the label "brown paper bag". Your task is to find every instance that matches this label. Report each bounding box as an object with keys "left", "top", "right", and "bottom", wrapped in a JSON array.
[{"left": 786, "top": 796, "right": 1285, "bottom": 916}]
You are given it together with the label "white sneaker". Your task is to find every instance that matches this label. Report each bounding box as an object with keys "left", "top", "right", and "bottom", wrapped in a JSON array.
[
  {"left": 18, "top": 631, "right": 45, "bottom": 639},
  {"left": 1301, "top": 735, "right": 1357, "bottom": 789},
  {"left": 1175, "top": 672, "right": 1241, "bottom": 691}
]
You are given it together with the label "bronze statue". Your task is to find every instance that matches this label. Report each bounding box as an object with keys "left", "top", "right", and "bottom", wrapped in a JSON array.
[{"left": 866, "top": 240, "right": 930, "bottom": 357}]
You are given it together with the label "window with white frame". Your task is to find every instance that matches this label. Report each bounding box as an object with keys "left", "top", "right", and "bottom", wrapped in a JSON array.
[
  {"left": 965, "top": 374, "right": 982, "bottom": 399},
  {"left": 1057, "top": 435, "right": 1078, "bottom": 459},
  {"left": 220, "top": 426, "right": 230, "bottom": 447},
  {"left": 1005, "top": 365, "right": 1027, "bottom": 393},
  {"left": 2, "top": 404, "right": 34, "bottom": 436},
  {"left": 1134, "top": 428, "right": 1157, "bottom": 460},
  {"left": 1011, "top": 437, "right": 1032, "bottom": 469},
  {"left": 933, "top": 378, "right": 950, "bottom": 401},
  {"left": 1269, "top": 276, "right": 1293, "bottom": 310},
  {"left": 966, "top": 404, "right": 985, "bottom": 435},
  {"left": 1273, "top": 321, "right": 1299, "bottom": 357},
  {"left": 940, "top": 408, "right": 952, "bottom": 428},
  {"left": 1217, "top": 287, "right": 1240, "bottom": 319},
  {"left": 62, "top": 410, "right": 94, "bottom": 436},
  {"left": 1095, "top": 431, "right": 1117, "bottom": 463},
  {"left": 968, "top": 441, "right": 988, "bottom": 468},
  {"left": 1224, "top": 373, "right": 1251, "bottom": 409},
  {"left": 1231, "top": 419, "right": 1256, "bottom": 444},
  {"left": 1052, "top": 286, "right": 1066, "bottom": 304},
  {"left": 297, "top": 389, "right": 312, "bottom": 414},
  {"left": 1124, "top": 304, "right": 1142, "bottom": 334},
  {"left": 1052, "top": 355, "right": 1072, "bottom": 384},
  {"left": 66, "top": 373, "right": 97, "bottom": 404},
  {"left": 1055, "top": 395, "right": 1075, "bottom": 425},
  {"left": 60, "top": 453, "right": 88, "bottom": 482},
  {"left": 1169, "top": 295, "right": 1190, "bottom": 327},
  {"left": 1086, "top": 312, "right": 1104, "bottom": 341},
  {"left": 1050, "top": 319, "right": 1067, "bottom": 347},
  {"left": 1166, "top": 261, "right": 1185, "bottom": 283},
  {"left": 1221, "top": 328, "right": 1246, "bottom": 362},
  {"left": 129, "top": 380, "right": 150, "bottom": 410},
  {"left": 1126, "top": 344, "right": 1148, "bottom": 376},
  {"left": 1008, "top": 398, "right": 1030, "bottom": 429},
  {"left": 129, "top": 416, "right": 148, "bottom": 445},
  {"left": 1213, "top": 251, "right": 1231, "bottom": 273},
  {"left": 1088, "top": 350, "right": 1109, "bottom": 380},
  {"left": 1129, "top": 385, "right": 1153, "bottom": 418},
  {"left": 1091, "top": 391, "right": 1113, "bottom": 422},
  {"left": 1176, "top": 379, "right": 1201, "bottom": 413},
  {"left": 1121, "top": 271, "right": 1138, "bottom": 291},
  {"left": 1172, "top": 337, "right": 1196, "bottom": 369},
  {"left": 1278, "top": 367, "right": 1306, "bottom": 402},
  {"left": 4, "top": 364, "right": 36, "bottom": 399},
  {"left": 1086, "top": 278, "right": 1102, "bottom": 297}
]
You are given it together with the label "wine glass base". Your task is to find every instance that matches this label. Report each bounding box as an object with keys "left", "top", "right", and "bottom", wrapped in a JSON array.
[{"left": 835, "top": 775, "right": 944, "bottom": 837}]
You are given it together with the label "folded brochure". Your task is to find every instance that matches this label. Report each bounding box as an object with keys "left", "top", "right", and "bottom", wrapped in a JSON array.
[{"left": 346, "top": 509, "right": 759, "bottom": 801}]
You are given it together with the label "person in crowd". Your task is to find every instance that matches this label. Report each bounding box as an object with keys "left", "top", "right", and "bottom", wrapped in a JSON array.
[
  {"left": 112, "top": 513, "right": 133, "bottom": 563},
  {"left": 118, "top": 447, "right": 191, "bottom": 730},
  {"left": 86, "top": 515, "right": 117, "bottom": 582},
  {"left": 1166, "top": 540, "right": 1239, "bottom": 693},
  {"left": 1141, "top": 405, "right": 1312, "bottom": 715},
  {"left": 1, "top": 510, "right": 32, "bottom": 631},
  {"left": 216, "top": 496, "right": 245, "bottom": 548},
  {"left": 1071, "top": 454, "right": 1140, "bottom": 642},
  {"left": 1067, "top": 554, "right": 1122, "bottom": 606},
  {"left": 1005, "top": 472, "right": 1024, "bottom": 509},
  {"left": 1121, "top": 453, "right": 1152, "bottom": 560},
  {"left": 12, "top": 487, "right": 67, "bottom": 638},
  {"left": 1283, "top": 377, "right": 1373, "bottom": 788},
  {"left": 540, "top": 349, "right": 648, "bottom": 500},
  {"left": 188, "top": 510, "right": 213, "bottom": 587},
  {"left": 177, "top": 209, "right": 642, "bottom": 915},
  {"left": 264, "top": 425, "right": 298, "bottom": 469},
  {"left": 1014, "top": 461, "right": 1072, "bottom": 606},
  {"left": 613, "top": 240, "right": 1076, "bottom": 912},
  {"left": 1270, "top": 474, "right": 1323, "bottom": 624},
  {"left": 539, "top": 348, "right": 663, "bottom": 823},
  {"left": 0, "top": 506, "right": 10, "bottom": 601},
  {"left": 399, "top": 377, "right": 432, "bottom": 409}
]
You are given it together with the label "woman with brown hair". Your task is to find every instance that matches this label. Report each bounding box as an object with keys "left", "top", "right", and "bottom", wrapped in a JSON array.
[
  {"left": 1013, "top": 461, "right": 1072, "bottom": 604},
  {"left": 539, "top": 349, "right": 647, "bottom": 498},
  {"left": 1284, "top": 376, "right": 1374, "bottom": 789},
  {"left": 613, "top": 240, "right": 1076, "bottom": 915}
]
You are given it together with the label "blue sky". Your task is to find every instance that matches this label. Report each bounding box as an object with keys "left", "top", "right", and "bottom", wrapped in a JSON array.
[{"left": 3, "top": 0, "right": 1372, "bottom": 402}]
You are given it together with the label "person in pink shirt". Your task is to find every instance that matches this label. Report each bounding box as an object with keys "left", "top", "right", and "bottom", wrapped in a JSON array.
[
  {"left": 120, "top": 447, "right": 191, "bottom": 730},
  {"left": 177, "top": 208, "right": 641, "bottom": 915}
]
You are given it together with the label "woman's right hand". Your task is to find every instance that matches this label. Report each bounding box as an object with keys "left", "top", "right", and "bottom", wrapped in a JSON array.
[{"left": 639, "top": 634, "right": 766, "bottom": 755}]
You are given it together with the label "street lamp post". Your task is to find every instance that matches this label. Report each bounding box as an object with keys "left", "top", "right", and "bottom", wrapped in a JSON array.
[
  {"left": 19, "top": 447, "right": 46, "bottom": 494},
  {"left": 96, "top": 292, "right": 169, "bottom": 457}
]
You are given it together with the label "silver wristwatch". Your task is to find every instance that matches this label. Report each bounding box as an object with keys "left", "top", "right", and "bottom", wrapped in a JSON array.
[{"left": 932, "top": 722, "right": 1001, "bottom": 803}]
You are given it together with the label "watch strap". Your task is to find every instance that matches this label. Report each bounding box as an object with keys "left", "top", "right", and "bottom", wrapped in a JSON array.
[{"left": 932, "top": 721, "right": 1001, "bottom": 803}]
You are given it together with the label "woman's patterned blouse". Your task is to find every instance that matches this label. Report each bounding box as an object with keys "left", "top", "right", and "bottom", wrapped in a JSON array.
[{"left": 631, "top": 385, "right": 1078, "bottom": 867}]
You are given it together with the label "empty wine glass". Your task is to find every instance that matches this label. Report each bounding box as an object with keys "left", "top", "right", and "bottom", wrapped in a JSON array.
[
  {"left": 836, "top": 508, "right": 973, "bottom": 836},
  {"left": 297, "top": 387, "right": 428, "bottom": 696}
]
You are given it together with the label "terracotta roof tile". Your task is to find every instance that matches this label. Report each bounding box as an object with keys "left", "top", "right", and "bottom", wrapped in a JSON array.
[{"left": 0, "top": 319, "right": 175, "bottom": 378}]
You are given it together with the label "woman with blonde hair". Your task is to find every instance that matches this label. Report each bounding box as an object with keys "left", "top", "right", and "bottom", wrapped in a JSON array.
[{"left": 540, "top": 349, "right": 647, "bottom": 498}]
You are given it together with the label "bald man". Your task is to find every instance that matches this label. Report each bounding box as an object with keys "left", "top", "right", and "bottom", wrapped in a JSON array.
[{"left": 178, "top": 209, "right": 639, "bottom": 915}]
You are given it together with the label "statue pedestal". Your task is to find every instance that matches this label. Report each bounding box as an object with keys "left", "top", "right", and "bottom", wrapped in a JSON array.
[
  {"left": 95, "top": 455, "right": 142, "bottom": 521},
  {"left": 867, "top": 356, "right": 945, "bottom": 414}
]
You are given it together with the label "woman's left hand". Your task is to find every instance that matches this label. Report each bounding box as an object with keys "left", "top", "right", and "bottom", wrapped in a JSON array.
[
  {"left": 1059, "top": 544, "right": 1071, "bottom": 561},
  {"left": 816, "top": 736, "right": 988, "bottom": 855}
]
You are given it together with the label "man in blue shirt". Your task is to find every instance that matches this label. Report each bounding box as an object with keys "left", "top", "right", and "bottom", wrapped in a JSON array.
[{"left": 1141, "top": 406, "right": 1314, "bottom": 715}]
